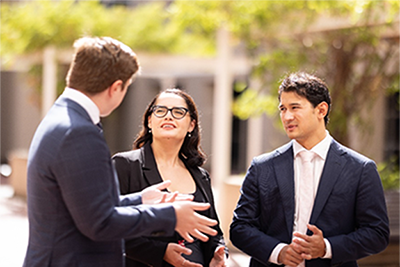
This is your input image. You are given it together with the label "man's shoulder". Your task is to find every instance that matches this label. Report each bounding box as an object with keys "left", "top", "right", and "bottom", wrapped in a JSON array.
[
  {"left": 330, "top": 139, "right": 373, "bottom": 164},
  {"left": 252, "top": 141, "right": 293, "bottom": 164}
]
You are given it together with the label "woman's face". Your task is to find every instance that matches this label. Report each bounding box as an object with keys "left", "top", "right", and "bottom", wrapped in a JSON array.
[{"left": 148, "top": 93, "right": 195, "bottom": 142}]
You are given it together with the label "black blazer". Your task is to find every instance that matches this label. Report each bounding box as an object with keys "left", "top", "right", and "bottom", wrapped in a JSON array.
[{"left": 113, "top": 142, "right": 227, "bottom": 267}]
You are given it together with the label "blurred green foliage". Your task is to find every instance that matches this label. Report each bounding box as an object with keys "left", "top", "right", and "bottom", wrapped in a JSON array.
[
  {"left": 0, "top": 0, "right": 215, "bottom": 63},
  {"left": 1, "top": 0, "right": 399, "bottom": 146},
  {"left": 378, "top": 157, "right": 400, "bottom": 191}
]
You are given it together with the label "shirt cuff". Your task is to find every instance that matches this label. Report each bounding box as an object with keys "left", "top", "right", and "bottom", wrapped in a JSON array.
[
  {"left": 269, "top": 243, "right": 287, "bottom": 264},
  {"left": 322, "top": 238, "right": 332, "bottom": 259}
]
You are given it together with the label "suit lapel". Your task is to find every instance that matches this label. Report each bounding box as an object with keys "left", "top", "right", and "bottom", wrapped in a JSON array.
[
  {"left": 310, "top": 140, "right": 347, "bottom": 224},
  {"left": 142, "top": 143, "right": 164, "bottom": 186},
  {"left": 186, "top": 164, "right": 211, "bottom": 204},
  {"left": 274, "top": 142, "right": 296, "bottom": 236}
]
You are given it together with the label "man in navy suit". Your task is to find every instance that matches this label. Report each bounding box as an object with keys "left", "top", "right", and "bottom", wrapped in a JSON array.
[
  {"left": 23, "top": 36, "right": 217, "bottom": 267},
  {"left": 230, "top": 72, "right": 389, "bottom": 267}
]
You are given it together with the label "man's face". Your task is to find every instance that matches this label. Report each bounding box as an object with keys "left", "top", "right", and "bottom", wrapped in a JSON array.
[{"left": 279, "top": 91, "right": 324, "bottom": 147}]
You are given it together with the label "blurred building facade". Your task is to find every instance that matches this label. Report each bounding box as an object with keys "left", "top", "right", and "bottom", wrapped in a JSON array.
[{"left": 0, "top": 3, "right": 399, "bottom": 265}]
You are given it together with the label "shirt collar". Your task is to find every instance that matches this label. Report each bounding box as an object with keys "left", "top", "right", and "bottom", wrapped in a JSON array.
[
  {"left": 62, "top": 87, "right": 100, "bottom": 125},
  {"left": 293, "top": 130, "right": 332, "bottom": 160}
]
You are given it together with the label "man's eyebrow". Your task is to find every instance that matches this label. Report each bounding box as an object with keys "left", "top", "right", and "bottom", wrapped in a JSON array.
[{"left": 279, "top": 102, "right": 301, "bottom": 108}]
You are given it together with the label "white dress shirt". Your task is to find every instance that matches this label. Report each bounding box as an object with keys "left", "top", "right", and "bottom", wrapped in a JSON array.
[
  {"left": 269, "top": 131, "right": 333, "bottom": 265},
  {"left": 61, "top": 87, "right": 100, "bottom": 125}
]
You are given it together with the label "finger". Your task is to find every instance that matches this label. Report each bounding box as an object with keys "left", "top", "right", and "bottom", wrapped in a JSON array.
[
  {"left": 159, "top": 193, "right": 167, "bottom": 203},
  {"left": 194, "top": 212, "right": 218, "bottom": 227},
  {"left": 215, "top": 246, "right": 225, "bottom": 255},
  {"left": 301, "top": 252, "right": 312, "bottom": 260},
  {"left": 196, "top": 223, "right": 218, "bottom": 238},
  {"left": 307, "top": 224, "right": 322, "bottom": 235},
  {"left": 179, "top": 232, "right": 194, "bottom": 243},
  {"left": 290, "top": 243, "right": 302, "bottom": 254},
  {"left": 153, "top": 180, "right": 171, "bottom": 190},
  {"left": 184, "top": 260, "right": 203, "bottom": 267},
  {"left": 190, "top": 202, "right": 211, "bottom": 211},
  {"left": 165, "top": 192, "right": 178, "bottom": 203},
  {"left": 190, "top": 228, "right": 210, "bottom": 242},
  {"left": 174, "top": 193, "right": 194, "bottom": 201},
  {"left": 292, "top": 231, "right": 306, "bottom": 240},
  {"left": 214, "top": 246, "right": 225, "bottom": 260},
  {"left": 288, "top": 244, "right": 304, "bottom": 259},
  {"left": 179, "top": 247, "right": 193, "bottom": 256}
]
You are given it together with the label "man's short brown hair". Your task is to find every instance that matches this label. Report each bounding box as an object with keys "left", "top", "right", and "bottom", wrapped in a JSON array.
[{"left": 66, "top": 36, "right": 140, "bottom": 94}]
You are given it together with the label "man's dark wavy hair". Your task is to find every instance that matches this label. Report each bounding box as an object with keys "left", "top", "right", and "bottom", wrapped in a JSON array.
[{"left": 278, "top": 72, "right": 331, "bottom": 125}]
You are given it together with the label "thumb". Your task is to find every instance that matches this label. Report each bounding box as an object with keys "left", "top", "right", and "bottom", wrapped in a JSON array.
[
  {"left": 215, "top": 246, "right": 225, "bottom": 255},
  {"left": 176, "top": 246, "right": 193, "bottom": 256},
  {"left": 214, "top": 246, "right": 225, "bottom": 260},
  {"left": 190, "top": 202, "right": 211, "bottom": 211},
  {"left": 308, "top": 224, "right": 322, "bottom": 236}
]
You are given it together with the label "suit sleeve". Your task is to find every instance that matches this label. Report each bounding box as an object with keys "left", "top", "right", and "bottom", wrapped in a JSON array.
[
  {"left": 230, "top": 159, "right": 281, "bottom": 265},
  {"left": 112, "top": 154, "right": 143, "bottom": 206},
  {"left": 52, "top": 125, "right": 176, "bottom": 241},
  {"left": 328, "top": 160, "right": 389, "bottom": 265}
]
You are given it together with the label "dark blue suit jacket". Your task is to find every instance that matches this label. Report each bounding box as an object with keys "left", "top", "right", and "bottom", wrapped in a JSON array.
[
  {"left": 230, "top": 140, "right": 389, "bottom": 267},
  {"left": 23, "top": 96, "right": 176, "bottom": 267}
]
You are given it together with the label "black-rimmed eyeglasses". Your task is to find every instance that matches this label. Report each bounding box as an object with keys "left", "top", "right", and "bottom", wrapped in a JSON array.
[{"left": 151, "top": 105, "right": 189, "bottom": 119}]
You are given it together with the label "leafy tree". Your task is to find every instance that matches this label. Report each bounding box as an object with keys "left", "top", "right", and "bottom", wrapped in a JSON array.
[
  {"left": 0, "top": 0, "right": 214, "bottom": 104},
  {"left": 0, "top": 0, "right": 214, "bottom": 63},
  {"left": 171, "top": 0, "right": 399, "bottom": 146},
  {"left": 1, "top": 0, "right": 399, "bottom": 151}
]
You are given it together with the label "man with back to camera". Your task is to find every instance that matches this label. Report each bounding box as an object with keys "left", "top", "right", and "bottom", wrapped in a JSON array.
[
  {"left": 230, "top": 72, "right": 389, "bottom": 267},
  {"left": 23, "top": 36, "right": 217, "bottom": 267}
]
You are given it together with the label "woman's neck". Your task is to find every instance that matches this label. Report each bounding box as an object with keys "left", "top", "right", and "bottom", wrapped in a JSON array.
[{"left": 151, "top": 139, "right": 183, "bottom": 167}]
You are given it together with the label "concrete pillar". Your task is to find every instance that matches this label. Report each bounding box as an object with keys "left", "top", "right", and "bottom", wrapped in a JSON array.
[
  {"left": 212, "top": 27, "right": 235, "bottom": 246},
  {"left": 212, "top": 26, "right": 233, "bottom": 190},
  {"left": 42, "top": 46, "right": 57, "bottom": 118},
  {"left": 247, "top": 116, "right": 263, "bottom": 166}
]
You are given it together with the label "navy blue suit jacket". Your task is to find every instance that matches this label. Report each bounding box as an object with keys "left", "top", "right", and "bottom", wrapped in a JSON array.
[
  {"left": 23, "top": 96, "right": 176, "bottom": 267},
  {"left": 230, "top": 140, "right": 389, "bottom": 267}
]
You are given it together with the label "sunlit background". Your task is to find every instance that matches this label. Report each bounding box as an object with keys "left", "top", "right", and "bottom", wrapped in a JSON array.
[{"left": 1, "top": 1, "right": 399, "bottom": 266}]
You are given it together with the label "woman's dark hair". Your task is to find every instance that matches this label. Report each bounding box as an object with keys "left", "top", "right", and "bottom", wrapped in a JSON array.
[
  {"left": 134, "top": 88, "right": 206, "bottom": 167},
  {"left": 278, "top": 72, "right": 332, "bottom": 125}
]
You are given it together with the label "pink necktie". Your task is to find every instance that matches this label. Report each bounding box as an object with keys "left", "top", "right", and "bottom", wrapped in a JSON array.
[
  {"left": 295, "top": 150, "right": 315, "bottom": 267},
  {"left": 297, "top": 150, "right": 315, "bottom": 234}
]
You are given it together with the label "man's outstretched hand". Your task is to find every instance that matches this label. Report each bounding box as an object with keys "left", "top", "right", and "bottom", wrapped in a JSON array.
[
  {"left": 173, "top": 201, "right": 217, "bottom": 243},
  {"left": 141, "top": 180, "right": 194, "bottom": 204}
]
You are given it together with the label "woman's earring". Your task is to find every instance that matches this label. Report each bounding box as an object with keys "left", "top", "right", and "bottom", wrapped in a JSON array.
[
  {"left": 187, "top": 132, "right": 191, "bottom": 138},
  {"left": 149, "top": 129, "right": 152, "bottom": 133}
]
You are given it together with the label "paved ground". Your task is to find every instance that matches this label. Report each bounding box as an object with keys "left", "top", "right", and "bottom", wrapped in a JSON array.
[
  {"left": 0, "top": 180, "right": 250, "bottom": 267},
  {"left": 0, "top": 184, "right": 29, "bottom": 267}
]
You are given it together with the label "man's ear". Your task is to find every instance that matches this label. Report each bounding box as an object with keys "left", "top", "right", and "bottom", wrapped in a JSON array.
[
  {"left": 316, "top": 102, "right": 329, "bottom": 119},
  {"left": 108, "top": 80, "right": 124, "bottom": 96}
]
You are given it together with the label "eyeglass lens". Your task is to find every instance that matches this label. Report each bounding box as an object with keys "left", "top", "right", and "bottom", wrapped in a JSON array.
[{"left": 153, "top": 106, "right": 188, "bottom": 119}]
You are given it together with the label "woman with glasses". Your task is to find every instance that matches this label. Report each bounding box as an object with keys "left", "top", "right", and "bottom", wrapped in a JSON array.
[{"left": 113, "top": 88, "right": 227, "bottom": 267}]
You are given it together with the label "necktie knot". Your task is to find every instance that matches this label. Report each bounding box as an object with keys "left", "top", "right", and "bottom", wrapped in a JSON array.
[
  {"left": 96, "top": 122, "right": 103, "bottom": 133},
  {"left": 298, "top": 150, "right": 315, "bottom": 163}
]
